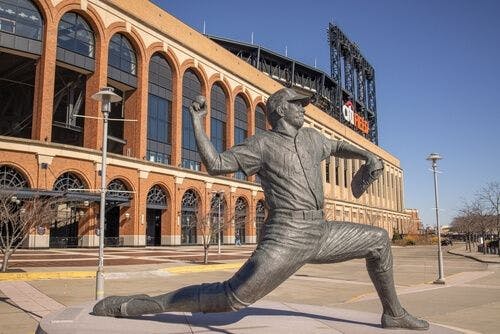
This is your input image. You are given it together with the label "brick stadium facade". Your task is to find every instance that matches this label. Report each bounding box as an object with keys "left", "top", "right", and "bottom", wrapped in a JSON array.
[{"left": 0, "top": 0, "right": 418, "bottom": 248}]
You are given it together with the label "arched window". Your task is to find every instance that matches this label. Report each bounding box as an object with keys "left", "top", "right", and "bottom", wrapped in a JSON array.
[
  {"left": 53, "top": 13, "right": 95, "bottom": 148},
  {"left": 147, "top": 53, "right": 172, "bottom": 165},
  {"left": 210, "top": 192, "right": 226, "bottom": 245},
  {"left": 235, "top": 197, "right": 247, "bottom": 244},
  {"left": 181, "top": 189, "right": 199, "bottom": 244},
  {"left": 181, "top": 70, "right": 202, "bottom": 171},
  {"left": 0, "top": 0, "right": 43, "bottom": 41},
  {"left": 146, "top": 184, "right": 168, "bottom": 246},
  {"left": 210, "top": 84, "right": 227, "bottom": 153},
  {"left": 255, "top": 104, "right": 266, "bottom": 134},
  {"left": 0, "top": 0, "right": 44, "bottom": 139},
  {"left": 108, "top": 33, "right": 136, "bottom": 75},
  {"left": 107, "top": 179, "right": 131, "bottom": 199},
  {"left": 51, "top": 172, "right": 86, "bottom": 248},
  {"left": 234, "top": 95, "right": 248, "bottom": 180},
  {"left": 53, "top": 172, "right": 85, "bottom": 191},
  {"left": 146, "top": 185, "right": 168, "bottom": 209},
  {"left": 0, "top": 165, "right": 29, "bottom": 188},
  {"left": 57, "top": 12, "right": 94, "bottom": 58}
]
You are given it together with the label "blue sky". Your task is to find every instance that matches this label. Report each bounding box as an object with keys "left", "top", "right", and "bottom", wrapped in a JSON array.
[{"left": 153, "top": 0, "right": 500, "bottom": 227}]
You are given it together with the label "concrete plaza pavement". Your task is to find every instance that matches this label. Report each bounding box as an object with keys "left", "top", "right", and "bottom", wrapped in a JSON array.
[{"left": 1, "top": 244, "right": 499, "bottom": 333}]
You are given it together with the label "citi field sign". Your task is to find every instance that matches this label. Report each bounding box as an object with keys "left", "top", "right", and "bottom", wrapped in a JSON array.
[{"left": 342, "top": 101, "right": 369, "bottom": 135}]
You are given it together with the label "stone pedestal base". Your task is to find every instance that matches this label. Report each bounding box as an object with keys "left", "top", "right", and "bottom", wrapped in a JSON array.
[{"left": 37, "top": 300, "right": 461, "bottom": 334}]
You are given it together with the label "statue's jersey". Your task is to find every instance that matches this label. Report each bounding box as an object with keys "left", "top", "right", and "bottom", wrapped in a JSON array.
[{"left": 227, "top": 127, "right": 335, "bottom": 211}]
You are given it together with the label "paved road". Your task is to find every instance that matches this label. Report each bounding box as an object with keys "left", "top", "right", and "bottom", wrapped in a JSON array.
[{"left": 1, "top": 244, "right": 499, "bottom": 333}]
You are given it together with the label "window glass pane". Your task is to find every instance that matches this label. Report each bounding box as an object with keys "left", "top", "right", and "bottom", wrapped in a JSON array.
[
  {"left": 57, "top": 12, "right": 94, "bottom": 57},
  {"left": 108, "top": 34, "right": 136, "bottom": 75},
  {"left": 0, "top": 0, "right": 43, "bottom": 40}
]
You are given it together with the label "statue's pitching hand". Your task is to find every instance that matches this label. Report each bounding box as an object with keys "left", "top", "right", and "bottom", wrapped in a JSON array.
[{"left": 190, "top": 95, "right": 207, "bottom": 118}]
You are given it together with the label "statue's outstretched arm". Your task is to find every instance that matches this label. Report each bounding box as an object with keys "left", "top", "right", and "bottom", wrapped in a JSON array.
[{"left": 190, "top": 96, "right": 240, "bottom": 175}]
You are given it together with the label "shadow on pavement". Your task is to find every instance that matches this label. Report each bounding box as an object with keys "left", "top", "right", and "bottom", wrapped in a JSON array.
[
  {"left": 0, "top": 296, "right": 42, "bottom": 319},
  {"left": 127, "top": 306, "right": 380, "bottom": 330}
]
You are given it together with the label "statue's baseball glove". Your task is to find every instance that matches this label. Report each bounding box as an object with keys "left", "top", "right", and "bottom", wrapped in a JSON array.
[{"left": 351, "top": 158, "right": 384, "bottom": 199}]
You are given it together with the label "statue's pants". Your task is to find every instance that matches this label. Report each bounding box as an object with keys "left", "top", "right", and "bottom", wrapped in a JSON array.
[{"left": 190, "top": 209, "right": 392, "bottom": 313}]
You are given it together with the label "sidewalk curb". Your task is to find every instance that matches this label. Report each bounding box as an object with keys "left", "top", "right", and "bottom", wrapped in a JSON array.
[
  {"left": 0, "top": 262, "right": 245, "bottom": 282},
  {"left": 447, "top": 248, "right": 500, "bottom": 264},
  {"left": 0, "top": 271, "right": 95, "bottom": 281}
]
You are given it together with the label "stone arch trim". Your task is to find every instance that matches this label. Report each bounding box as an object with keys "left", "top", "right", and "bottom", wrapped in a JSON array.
[
  {"left": 146, "top": 43, "right": 181, "bottom": 78},
  {"left": 105, "top": 23, "right": 147, "bottom": 70},
  {"left": 54, "top": 1, "right": 106, "bottom": 41},
  {"left": 32, "top": 0, "right": 55, "bottom": 25},
  {"left": 208, "top": 76, "right": 231, "bottom": 100},
  {"left": 179, "top": 60, "right": 209, "bottom": 94},
  {"left": 232, "top": 86, "right": 252, "bottom": 109}
]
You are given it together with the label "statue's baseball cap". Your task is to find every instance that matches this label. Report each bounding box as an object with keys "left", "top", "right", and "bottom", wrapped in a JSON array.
[{"left": 266, "top": 88, "right": 311, "bottom": 113}]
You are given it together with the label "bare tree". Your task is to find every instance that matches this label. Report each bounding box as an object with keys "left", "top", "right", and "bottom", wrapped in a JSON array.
[
  {"left": 458, "top": 198, "right": 494, "bottom": 254},
  {"left": 451, "top": 214, "right": 474, "bottom": 252},
  {"left": 478, "top": 182, "right": 500, "bottom": 243},
  {"left": 181, "top": 195, "right": 234, "bottom": 264},
  {"left": 0, "top": 193, "right": 66, "bottom": 272}
]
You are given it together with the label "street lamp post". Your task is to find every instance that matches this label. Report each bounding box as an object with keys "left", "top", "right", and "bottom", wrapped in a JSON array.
[
  {"left": 427, "top": 153, "right": 445, "bottom": 285},
  {"left": 91, "top": 87, "right": 122, "bottom": 300},
  {"left": 212, "top": 191, "right": 224, "bottom": 254}
]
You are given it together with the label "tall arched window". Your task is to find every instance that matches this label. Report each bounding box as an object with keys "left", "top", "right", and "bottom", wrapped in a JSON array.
[
  {"left": 107, "top": 34, "right": 137, "bottom": 155},
  {"left": 255, "top": 104, "right": 266, "bottom": 134},
  {"left": 181, "top": 189, "right": 199, "bottom": 244},
  {"left": 234, "top": 95, "right": 248, "bottom": 180},
  {"left": 0, "top": 0, "right": 43, "bottom": 40},
  {"left": 147, "top": 53, "right": 173, "bottom": 164},
  {"left": 108, "top": 33, "right": 136, "bottom": 75},
  {"left": 52, "top": 13, "right": 96, "bottom": 147},
  {"left": 181, "top": 70, "right": 202, "bottom": 171},
  {"left": 0, "top": 165, "right": 29, "bottom": 189},
  {"left": 0, "top": 0, "right": 44, "bottom": 139},
  {"left": 57, "top": 12, "right": 94, "bottom": 58},
  {"left": 235, "top": 197, "right": 247, "bottom": 244},
  {"left": 210, "top": 84, "right": 227, "bottom": 153}
]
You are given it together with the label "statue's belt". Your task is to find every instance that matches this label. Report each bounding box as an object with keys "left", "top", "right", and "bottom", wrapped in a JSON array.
[{"left": 271, "top": 209, "right": 324, "bottom": 220}]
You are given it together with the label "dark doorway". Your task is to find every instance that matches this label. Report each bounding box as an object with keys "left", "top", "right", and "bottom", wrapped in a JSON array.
[
  {"left": 105, "top": 206, "right": 120, "bottom": 246},
  {"left": 146, "top": 209, "right": 162, "bottom": 246},
  {"left": 50, "top": 217, "right": 79, "bottom": 248}
]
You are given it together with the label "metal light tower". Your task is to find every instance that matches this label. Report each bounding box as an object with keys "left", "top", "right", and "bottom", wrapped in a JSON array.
[
  {"left": 91, "top": 87, "right": 122, "bottom": 300},
  {"left": 427, "top": 153, "right": 445, "bottom": 284}
]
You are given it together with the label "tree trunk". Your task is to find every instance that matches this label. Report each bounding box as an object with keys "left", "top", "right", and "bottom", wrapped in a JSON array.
[
  {"left": 1, "top": 250, "right": 12, "bottom": 272},
  {"left": 482, "top": 232, "right": 487, "bottom": 254},
  {"left": 204, "top": 245, "right": 209, "bottom": 264}
]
